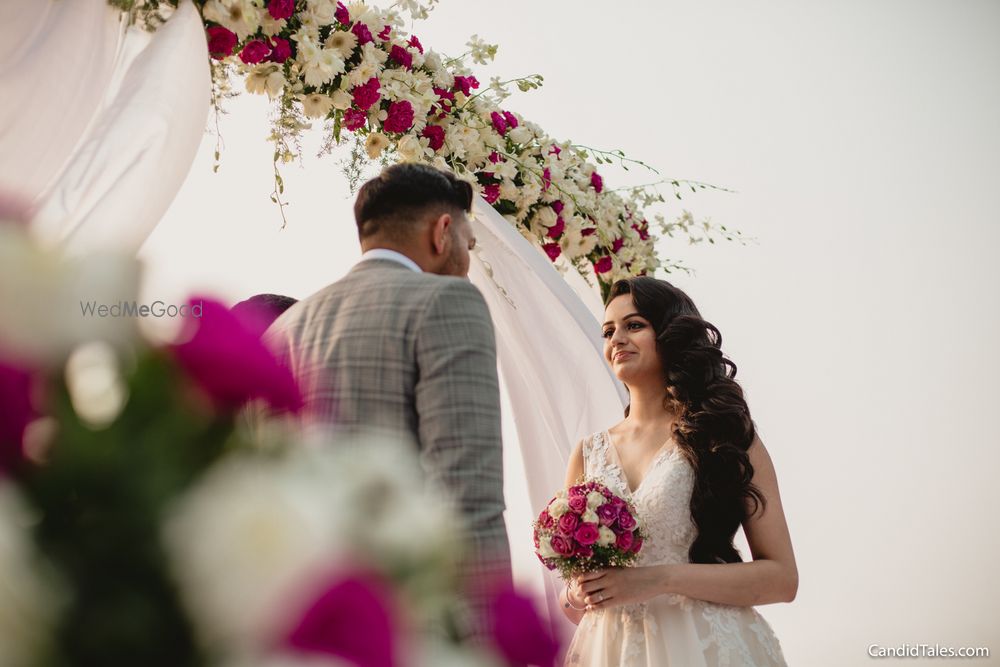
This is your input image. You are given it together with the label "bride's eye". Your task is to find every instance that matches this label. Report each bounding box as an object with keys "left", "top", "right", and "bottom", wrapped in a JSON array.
[
  {"left": 628, "top": 322, "right": 644, "bottom": 330},
  {"left": 601, "top": 328, "right": 613, "bottom": 338}
]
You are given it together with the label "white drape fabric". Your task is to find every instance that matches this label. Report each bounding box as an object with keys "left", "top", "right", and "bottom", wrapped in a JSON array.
[
  {"left": 468, "top": 199, "right": 628, "bottom": 641},
  {"left": 0, "top": 0, "right": 209, "bottom": 254}
]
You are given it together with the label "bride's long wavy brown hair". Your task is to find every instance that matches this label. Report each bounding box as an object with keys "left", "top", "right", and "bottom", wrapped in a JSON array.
[{"left": 608, "top": 277, "right": 765, "bottom": 564}]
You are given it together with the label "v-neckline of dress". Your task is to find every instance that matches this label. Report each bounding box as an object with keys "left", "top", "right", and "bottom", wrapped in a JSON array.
[{"left": 604, "top": 429, "right": 679, "bottom": 496}]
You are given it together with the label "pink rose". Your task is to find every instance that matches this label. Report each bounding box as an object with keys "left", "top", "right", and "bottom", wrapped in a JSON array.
[
  {"left": 630, "top": 536, "right": 644, "bottom": 554},
  {"left": 206, "top": 26, "right": 237, "bottom": 60},
  {"left": 389, "top": 44, "right": 412, "bottom": 69},
  {"left": 547, "top": 216, "right": 565, "bottom": 240},
  {"left": 239, "top": 39, "right": 271, "bottom": 65},
  {"left": 352, "top": 77, "right": 381, "bottom": 110},
  {"left": 615, "top": 530, "right": 634, "bottom": 551},
  {"left": 610, "top": 496, "right": 626, "bottom": 512},
  {"left": 596, "top": 503, "right": 619, "bottom": 527},
  {"left": 617, "top": 509, "right": 637, "bottom": 531},
  {"left": 574, "top": 543, "right": 593, "bottom": 559},
  {"left": 383, "top": 100, "right": 414, "bottom": 133},
  {"left": 334, "top": 1, "right": 350, "bottom": 24},
  {"left": 421, "top": 124, "right": 445, "bottom": 150},
  {"left": 343, "top": 108, "right": 367, "bottom": 131},
  {"left": 574, "top": 523, "right": 600, "bottom": 546},
  {"left": 567, "top": 494, "right": 587, "bottom": 513},
  {"left": 267, "top": 0, "right": 294, "bottom": 20},
  {"left": 542, "top": 243, "right": 561, "bottom": 262},
  {"left": 550, "top": 534, "right": 574, "bottom": 557},
  {"left": 568, "top": 484, "right": 586, "bottom": 497},
  {"left": 590, "top": 171, "right": 604, "bottom": 193},
  {"left": 557, "top": 512, "right": 579, "bottom": 536},
  {"left": 483, "top": 183, "right": 500, "bottom": 204},
  {"left": 490, "top": 111, "right": 508, "bottom": 136},
  {"left": 269, "top": 36, "right": 291, "bottom": 63},
  {"left": 539, "top": 511, "right": 555, "bottom": 529},
  {"left": 352, "top": 22, "right": 373, "bottom": 45},
  {"left": 593, "top": 256, "right": 612, "bottom": 274},
  {"left": 408, "top": 35, "right": 424, "bottom": 53}
]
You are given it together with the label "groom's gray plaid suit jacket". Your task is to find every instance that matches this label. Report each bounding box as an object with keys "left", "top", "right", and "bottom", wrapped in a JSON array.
[{"left": 265, "top": 258, "right": 512, "bottom": 609}]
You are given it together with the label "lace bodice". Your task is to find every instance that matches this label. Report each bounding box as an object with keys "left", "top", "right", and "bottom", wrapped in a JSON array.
[{"left": 583, "top": 430, "right": 697, "bottom": 567}]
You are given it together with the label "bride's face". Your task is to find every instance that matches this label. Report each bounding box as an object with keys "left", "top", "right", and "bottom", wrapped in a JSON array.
[{"left": 602, "top": 294, "right": 660, "bottom": 383}]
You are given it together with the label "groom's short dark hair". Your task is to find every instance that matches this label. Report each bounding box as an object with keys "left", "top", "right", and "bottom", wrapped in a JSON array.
[{"left": 354, "top": 163, "right": 473, "bottom": 240}]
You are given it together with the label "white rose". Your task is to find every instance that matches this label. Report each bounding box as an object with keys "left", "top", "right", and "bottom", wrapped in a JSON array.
[
  {"left": 582, "top": 509, "right": 599, "bottom": 524},
  {"left": 586, "top": 491, "right": 605, "bottom": 509},
  {"left": 508, "top": 125, "right": 532, "bottom": 145},
  {"left": 397, "top": 134, "right": 423, "bottom": 161},
  {"left": 597, "top": 526, "right": 616, "bottom": 547},
  {"left": 537, "top": 536, "right": 558, "bottom": 559},
  {"left": 548, "top": 498, "right": 570, "bottom": 518}
]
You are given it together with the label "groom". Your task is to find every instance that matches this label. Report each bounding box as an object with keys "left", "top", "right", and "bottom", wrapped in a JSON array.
[{"left": 265, "top": 163, "right": 511, "bottom": 633}]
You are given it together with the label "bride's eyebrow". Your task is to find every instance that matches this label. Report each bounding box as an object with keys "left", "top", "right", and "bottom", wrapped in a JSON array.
[{"left": 601, "top": 313, "right": 642, "bottom": 327}]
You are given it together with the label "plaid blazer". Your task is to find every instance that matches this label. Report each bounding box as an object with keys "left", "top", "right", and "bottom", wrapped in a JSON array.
[{"left": 265, "top": 259, "right": 511, "bottom": 620}]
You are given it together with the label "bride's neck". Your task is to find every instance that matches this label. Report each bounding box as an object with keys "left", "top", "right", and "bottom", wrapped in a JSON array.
[{"left": 624, "top": 381, "right": 674, "bottom": 424}]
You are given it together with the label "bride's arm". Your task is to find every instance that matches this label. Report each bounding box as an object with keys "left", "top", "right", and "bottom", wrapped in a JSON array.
[
  {"left": 579, "top": 435, "right": 798, "bottom": 609},
  {"left": 559, "top": 439, "right": 589, "bottom": 624}
]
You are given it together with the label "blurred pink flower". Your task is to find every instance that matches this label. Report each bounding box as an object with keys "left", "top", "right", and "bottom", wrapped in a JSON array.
[
  {"left": 383, "top": 100, "right": 414, "bottom": 133},
  {"left": 286, "top": 572, "right": 396, "bottom": 667},
  {"left": 502, "top": 111, "right": 519, "bottom": 130},
  {"left": 593, "top": 256, "right": 612, "bottom": 274},
  {"left": 421, "top": 124, "right": 445, "bottom": 150},
  {"left": 344, "top": 108, "right": 367, "bottom": 131},
  {"left": 590, "top": 171, "right": 604, "bottom": 193},
  {"left": 334, "top": 1, "right": 350, "bottom": 24},
  {"left": 268, "top": 0, "right": 295, "bottom": 20},
  {"left": 377, "top": 25, "right": 391, "bottom": 41},
  {"left": 352, "top": 77, "right": 381, "bottom": 111},
  {"left": 551, "top": 200, "right": 564, "bottom": 215},
  {"left": 170, "top": 297, "right": 302, "bottom": 413},
  {"left": 452, "top": 75, "right": 479, "bottom": 96},
  {"left": 546, "top": 216, "right": 565, "bottom": 240},
  {"left": 206, "top": 26, "right": 237, "bottom": 60},
  {"left": 612, "top": 237, "right": 624, "bottom": 254},
  {"left": 489, "top": 587, "right": 560, "bottom": 667},
  {"left": 490, "top": 111, "right": 508, "bottom": 136},
  {"left": 269, "top": 36, "right": 291, "bottom": 63},
  {"left": 389, "top": 44, "right": 412, "bottom": 69},
  {"left": 352, "top": 22, "right": 373, "bottom": 45},
  {"left": 239, "top": 39, "right": 271, "bottom": 64},
  {"left": 0, "top": 356, "right": 34, "bottom": 475},
  {"left": 483, "top": 183, "right": 500, "bottom": 204},
  {"left": 408, "top": 35, "right": 423, "bottom": 53},
  {"left": 542, "top": 243, "right": 561, "bottom": 262}
]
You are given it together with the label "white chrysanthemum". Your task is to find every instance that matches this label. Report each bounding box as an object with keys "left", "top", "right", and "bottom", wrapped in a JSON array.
[
  {"left": 498, "top": 180, "right": 518, "bottom": 203},
  {"left": 365, "top": 132, "right": 390, "bottom": 159},
  {"left": 304, "top": 0, "right": 338, "bottom": 24},
  {"left": 347, "top": 58, "right": 382, "bottom": 87},
  {"left": 0, "top": 483, "right": 60, "bottom": 667},
  {"left": 597, "top": 526, "right": 616, "bottom": 547},
  {"left": 305, "top": 49, "right": 346, "bottom": 88},
  {"left": 533, "top": 205, "right": 558, "bottom": 230},
  {"left": 348, "top": 1, "right": 382, "bottom": 30},
  {"left": 202, "top": 0, "right": 261, "bottom": 40},
  {"left": 324, "top": 29, "right": 358, "bottom": 59},
  {"left": 259, "top": 15, "right": 286, "bottom": 36},
  {"left": 493, "top": 159, "right": 517, "bottom": 181},
  {"left": 517, "top": 181, "right": 542, "bottom": 210},
  {"left": 300, "top": 93, "right": 335, "bottom": 119}
]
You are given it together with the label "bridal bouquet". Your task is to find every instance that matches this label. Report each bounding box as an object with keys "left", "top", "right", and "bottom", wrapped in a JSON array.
[{"left": 533, "top": 480, "right": 645, "bottom": 579}]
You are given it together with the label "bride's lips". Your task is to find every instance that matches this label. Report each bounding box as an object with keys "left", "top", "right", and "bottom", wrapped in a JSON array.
[{"left": 613, "top": 351, "right": 634, "bottom": 362}]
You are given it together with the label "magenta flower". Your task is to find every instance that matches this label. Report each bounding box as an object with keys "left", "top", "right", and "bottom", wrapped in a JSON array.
[
  {"left": 538, "top": 510, "right": 554, "bottom": 530},
  {"left": 610, "top": 495, "right": 626, "bottom": 512},
  {"left": 612, "top": 237, "right": 624, "bottom": 254},
  {"left": 334, "top": 1, "right": 350, "bottom": 24},
  {"left": 567, "top": 493, "right": 586, "bottom": 513},
  {"left": 421, "top": 124, "right": 445, "bottom": 150},
  {"left": 169, "top": 297, "right": 303, "bottom": 413},
  {"left": 285, "top": 572, "right": 396, "bottom": 667},
  {"left": 269, "top": 36, "right": 291, "bottom": 63},
  {"left": 557, "top": 512, "right": 579, "bottom": 536},
  {"left": 351, "top": 77, "right": 381, "bottom": 110},
  {"left": 377, "top": 25, "right": 391, "bottom": 40},
  {"left": 388, "top": 44, "right": 412, "bottom": 69},
  {"left": 383, "top": 100, "right": 414, "bottom": 133},
  {"left": 541, "top": 167, "right": 552, "bottom": 191},
  {"left": 239, "top": 39, "right": 271, "bottom": 65},
  {"left": 502, "top": 110, "right": 519, "bottom": 130},
  {"left": 596, "top": 503, "right": 619, "bottom": 527},
  {"left": 617, "top": 509, "right": 637, "bottom": 531},
  {"left": 483, "top": 183, "right": 500, "bottom": 204},
  {"left": 547, "top": 216, "right": 565, "bottom": 240},
  {"left": 489, "top": 587, "right": 560, "bottom": 667},
  {"left": 574, "top": 522, "right": 599, "bottom": 546},
  {"left": 267, "top": 0, "right": 295, "bottom": 20},
  {"left": 594, "top": 256, "right": 612, "bottom": 274},
  {"left": 549, "top": 144, "right": 562, "bottom": 157},
  {"left": 550, "top": 534, "right": 574, "bottom": 557},
  {"left": 343, "top": 108, "right": 367, "bottom": 131},
  {"left": 490, "top": 111, "right": 508, "bottom": 136},
  {"left": 352, "top": 21, "right": 373, "bottom": 45},
  {"left": 408, "top": 35, "right": 424, "bottom": 53},
  {"left": 615, "top": 530, "right": 634, "bottom": 551},
  {"left": 0, "top": 357, "right": 35, "bottom": 476},
  {"left": 574, "top": 543, "right": 594, "bottom": 559},
  {"left": 206, "top": 26, "right": 237, "bottom": 60},
  {"left": 551, "top": 200, "right": 564, "bottom": 215},
  {"left": 452, "top": 75, "right": 479, "bottom": 96},
  {"left": 590, "top": 171, "right": 604, "bottom": 193},
  {"left": 488, "top": 151, "right": 503, "bottom": 164},
  {"left": 568, "top": 484, "right": 586, "bottom": 497},
  {"left": 581, "top": 226, "right": 596, "bottom": 237},
  {"left": 630, "top": 536, "right": 644, "bottom": 553},
  {"left": 543, "top": 242, "right": 561, "bottom": 262}
]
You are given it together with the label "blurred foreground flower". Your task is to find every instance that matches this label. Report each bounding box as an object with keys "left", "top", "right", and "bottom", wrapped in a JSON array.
[{"left": 0, "top": 358, "right": 37, "bottom": 475}]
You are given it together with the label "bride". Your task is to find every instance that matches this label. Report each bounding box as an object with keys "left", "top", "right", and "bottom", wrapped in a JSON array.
[{"left": 557, "top": 277, "right": 797, "bottom": 666}]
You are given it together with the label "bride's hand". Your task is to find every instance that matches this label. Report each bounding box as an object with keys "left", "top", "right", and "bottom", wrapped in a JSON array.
[{"left": 576, "top": 566, "right": 667, "bottom": 610}]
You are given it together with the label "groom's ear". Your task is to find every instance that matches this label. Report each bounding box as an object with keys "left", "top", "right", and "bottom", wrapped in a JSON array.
[{"left": 431, "top": 212, "right": 452, "bottom": 255}]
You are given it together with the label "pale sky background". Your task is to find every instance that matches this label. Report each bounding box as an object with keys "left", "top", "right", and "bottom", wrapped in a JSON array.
[{"left": 140, "top": 1, "right": 1000, "bottom": 664}]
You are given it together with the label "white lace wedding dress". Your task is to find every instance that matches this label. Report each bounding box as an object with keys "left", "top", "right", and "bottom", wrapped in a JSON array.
[{"left": 564, "top": 431, "right": 787, "bottom": 667}]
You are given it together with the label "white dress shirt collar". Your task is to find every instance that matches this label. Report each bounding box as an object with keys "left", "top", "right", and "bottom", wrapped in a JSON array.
[{"left": 359, "top": 248, "right": 423, "bottom": 273}]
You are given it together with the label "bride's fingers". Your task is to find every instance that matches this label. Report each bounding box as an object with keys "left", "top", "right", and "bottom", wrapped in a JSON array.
[{"left": 578, "top": 570, "right": 606, "bottom": 583}]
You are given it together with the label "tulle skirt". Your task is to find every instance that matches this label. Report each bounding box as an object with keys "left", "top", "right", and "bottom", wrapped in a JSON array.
[{"left": 564, "top": 595, "right": 786, "bottom": 667}]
